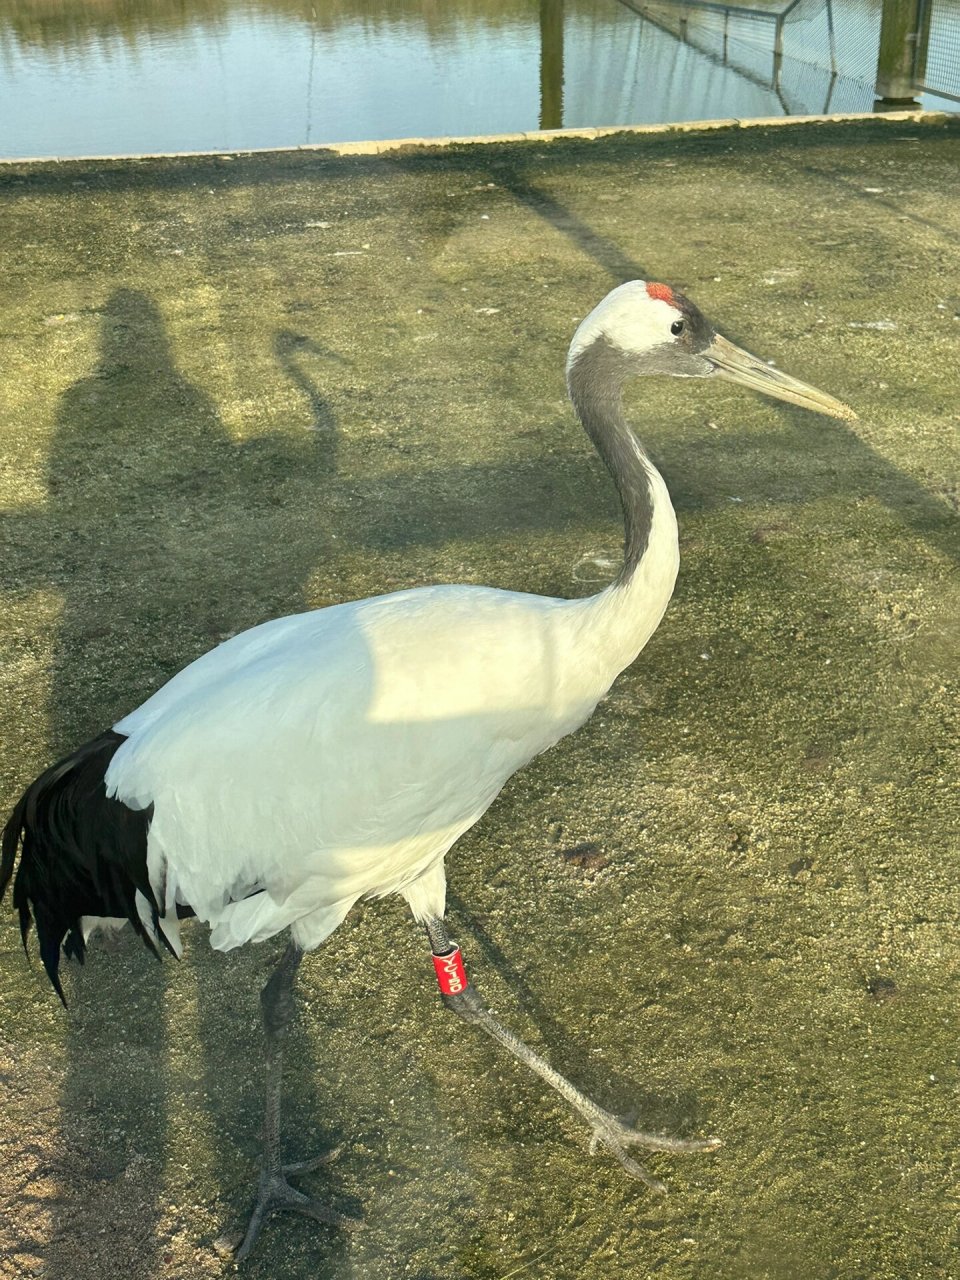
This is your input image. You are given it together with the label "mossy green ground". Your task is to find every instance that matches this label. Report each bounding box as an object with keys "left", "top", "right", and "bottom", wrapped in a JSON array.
[{"left": 0, "top": 118, "right": 958, "bottom": 1280}]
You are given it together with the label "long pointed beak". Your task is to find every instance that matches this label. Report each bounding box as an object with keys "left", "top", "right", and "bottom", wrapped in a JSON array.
[{"left": 706, "top": 334, "right": 857, "bottom": 421}]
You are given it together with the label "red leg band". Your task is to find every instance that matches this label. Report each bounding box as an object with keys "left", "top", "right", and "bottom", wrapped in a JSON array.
[{"left": 432, "top": 944, "right": 469, "bottom": 996}]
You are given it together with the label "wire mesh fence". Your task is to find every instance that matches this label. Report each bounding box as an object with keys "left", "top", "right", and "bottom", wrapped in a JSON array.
[
  {"left": 622, "top": 0, "right": 959, "bottom": 111},
  {"left": 918, "top": 0, "right": 960, "bottom": 101},
  {"left": 784, "top": 0, "right": 881, "bottom": 87}
]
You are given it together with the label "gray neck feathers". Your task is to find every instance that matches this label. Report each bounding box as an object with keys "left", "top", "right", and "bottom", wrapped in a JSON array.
[{"left": 567, "top": 335, "right": 654, "bottom": 583}]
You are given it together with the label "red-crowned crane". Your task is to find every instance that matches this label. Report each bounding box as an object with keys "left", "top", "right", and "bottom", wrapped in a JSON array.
[{"left": 1, "top": 281, "right": 853, "bottom": 1259}]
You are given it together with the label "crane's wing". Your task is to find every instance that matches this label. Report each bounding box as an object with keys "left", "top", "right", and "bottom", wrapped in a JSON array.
[{"left": 106, "top": 585, "right": 604, "bottom": 950}]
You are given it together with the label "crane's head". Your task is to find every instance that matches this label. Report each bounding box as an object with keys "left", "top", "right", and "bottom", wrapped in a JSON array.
[{"left": 567, "top": 280, "right": 855, "bottom": 420}]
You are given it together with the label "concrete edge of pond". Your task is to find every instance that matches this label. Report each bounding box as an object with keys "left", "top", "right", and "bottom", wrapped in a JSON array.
[{"left": 0, "top": 108, "right": 953, "bottom": 167}]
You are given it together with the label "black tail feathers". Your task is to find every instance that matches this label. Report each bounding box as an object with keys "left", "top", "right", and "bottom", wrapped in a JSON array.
[{"left": 1, "top": 730, "right": 164, "bottom": 1004}]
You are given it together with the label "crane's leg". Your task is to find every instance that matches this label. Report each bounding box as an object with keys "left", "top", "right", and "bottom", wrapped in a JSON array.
[
  {"left": 235, "top": 943, "right": 360, "bottom": 1261},
  {"left": 423, "top": 918, "right": 719, "bottom": 1191}
]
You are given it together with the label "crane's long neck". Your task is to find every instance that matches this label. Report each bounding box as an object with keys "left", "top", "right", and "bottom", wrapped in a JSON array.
[{"left": 567, "top": 336, "right": 680, "bottom": 668}]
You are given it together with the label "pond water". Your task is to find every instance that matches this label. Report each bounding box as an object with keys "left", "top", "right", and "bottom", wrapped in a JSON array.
[{"left": 0, "top": 0, "right": 956, "bottom": 160}]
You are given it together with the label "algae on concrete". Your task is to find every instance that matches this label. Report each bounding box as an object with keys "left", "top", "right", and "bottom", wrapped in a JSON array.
[{"left": 0, "top": 117, "right": 958, "bottom": 1280}]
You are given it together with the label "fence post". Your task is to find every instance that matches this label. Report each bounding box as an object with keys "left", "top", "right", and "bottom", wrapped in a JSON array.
[
  {"left": 874, "top": 0, "right": 927, "bottom": 105},
  {"left": 539, "top": 0, "right": 564, "bottom": 130}
]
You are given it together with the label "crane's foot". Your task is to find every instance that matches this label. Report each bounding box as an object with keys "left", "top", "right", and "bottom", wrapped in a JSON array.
[
  {"left": 234, "top": 1147, "right": 362, "bottom": 1262},
  {"left": 587, "top": 1110, "right": 721, "bottom": 1192}
]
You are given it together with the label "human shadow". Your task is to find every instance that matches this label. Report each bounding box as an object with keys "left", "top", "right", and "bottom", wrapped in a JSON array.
[{"left": 23, "top": 289, "right": 351, "bottom": 1279}]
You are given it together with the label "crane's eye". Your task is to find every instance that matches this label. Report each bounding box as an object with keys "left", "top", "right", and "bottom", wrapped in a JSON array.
[{"left": 670, "top": 319, "right": 685, "bottom": 336}]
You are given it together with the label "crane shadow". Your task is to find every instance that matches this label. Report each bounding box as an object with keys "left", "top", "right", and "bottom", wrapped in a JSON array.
[{"left": 274, "top": 328, "right": 343, "bottom": 474}]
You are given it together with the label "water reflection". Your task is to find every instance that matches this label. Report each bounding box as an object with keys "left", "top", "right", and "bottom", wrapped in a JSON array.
[{"left": 0, "top": 0, "right": 954, "bottom": 159}]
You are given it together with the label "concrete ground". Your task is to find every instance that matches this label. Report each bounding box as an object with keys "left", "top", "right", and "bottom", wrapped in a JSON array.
[{"left": 0, "top": 114, "right": 958, "bottom": 1280}]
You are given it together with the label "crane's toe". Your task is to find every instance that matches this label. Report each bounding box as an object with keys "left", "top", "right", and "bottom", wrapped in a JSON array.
[
  {"left": 235, "top": 1162, "right": 362, "bottom": 1262},
  {"left": 587, "top": 1111, "right": 721, "bottom": 1192}
]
